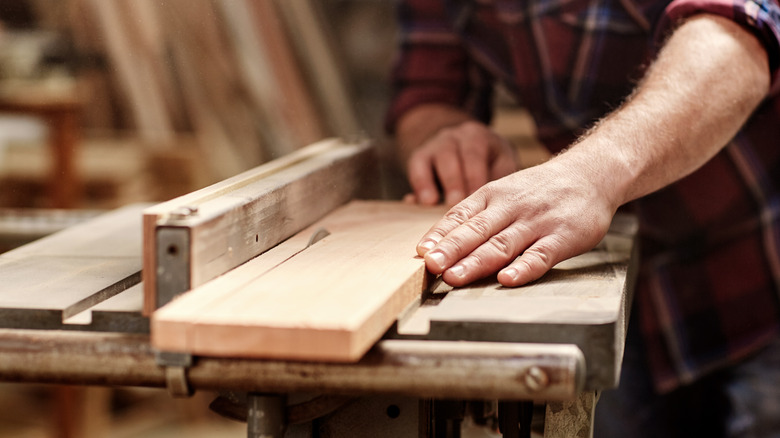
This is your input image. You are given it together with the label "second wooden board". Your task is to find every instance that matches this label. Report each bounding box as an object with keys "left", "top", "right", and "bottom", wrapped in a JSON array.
[{"left": 152, "top": 200, "right": 446, "bottom": 362}]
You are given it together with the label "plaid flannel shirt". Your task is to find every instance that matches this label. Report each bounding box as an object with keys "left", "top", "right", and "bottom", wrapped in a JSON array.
[{"left": 387, "top": 0, "right": 780, "bottom": 391}]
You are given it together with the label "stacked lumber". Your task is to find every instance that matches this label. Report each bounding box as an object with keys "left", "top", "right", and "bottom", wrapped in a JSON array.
[{"left": 30, "top": 0, "right": 359, "bottom": 180}]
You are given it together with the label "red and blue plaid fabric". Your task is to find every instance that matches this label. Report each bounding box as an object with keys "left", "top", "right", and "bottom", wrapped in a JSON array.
[{"left": 387, "top": 0, "right": 780, "bottom": 392}]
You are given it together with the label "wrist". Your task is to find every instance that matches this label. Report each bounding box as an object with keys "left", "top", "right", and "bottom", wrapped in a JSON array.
[{"left": 553, "top": 135, "right": 634, "bottom": 213}]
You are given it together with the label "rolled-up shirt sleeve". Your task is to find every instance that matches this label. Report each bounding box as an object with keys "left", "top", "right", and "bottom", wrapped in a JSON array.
[
  {"left": 385, "top": 0, "right": 493, "bottom": 134},
  {"left": 658, "top": 0, "right": 780, "bottom": 91}
]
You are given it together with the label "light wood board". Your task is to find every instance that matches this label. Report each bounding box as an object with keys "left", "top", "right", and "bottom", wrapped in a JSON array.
[
  {"left": 152, "top": 200, "right": 447, "bottom": 362},
  {"left": 0, "top": 204, "right": 148, "bottom": 332},
  {"left": 142, "top": 139, "right": 374, "bottom": 314}
]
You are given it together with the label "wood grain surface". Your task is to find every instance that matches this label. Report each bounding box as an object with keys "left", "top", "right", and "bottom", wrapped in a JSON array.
[
  {"left": 142, "top": 139, "right": 374, "bottom": 314},
  {"left": 152, "top": 200, "right": 447, "bottom": 362},
  {"left": 0, "top": 204, "right": 147, "bottom": 330}
]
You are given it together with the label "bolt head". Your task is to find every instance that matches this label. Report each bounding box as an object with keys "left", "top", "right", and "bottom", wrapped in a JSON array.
[
  {"left": 523, "top": 366, "right": 549, "bottom": 392},
  {"left": 170, "top": 205, "right": 199, "bottom": 220}
]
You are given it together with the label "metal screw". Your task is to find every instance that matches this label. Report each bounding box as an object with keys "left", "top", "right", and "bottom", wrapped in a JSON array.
[
  {"left": 522, "top": 366, "right": 549, "bottom": 392},
  {"left": 170, "top": 205, "right": 199, "bottom": 220}
]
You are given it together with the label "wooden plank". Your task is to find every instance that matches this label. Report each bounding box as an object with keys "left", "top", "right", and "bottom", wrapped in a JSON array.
[
  {"left": 161, "top": 0, "right": 266, "bottom": 177},
  {"left": 275, "top": 0, "right": 360, "bottom": 137},
  {"left": 3, "top": 204, "right": 145, "bottom": 260},
  {"left": 122, "top": 0, "right": 188, "bottom": 131},
  {"left": 142, "top": 139, "right": 375, "bottom": 315},
  {"left": 249, "top": 0, "right": 326, "bottom": 146},
  {"left": 86, "top": 0, "right": 174, "bottom": 143},
  {"left": 151, "top": 200, "right": 447, "bottom": 362},
  {"left": 89, "top": 283, "right": 148, "bottom": 333},
  {"left": 0, "top": 204, "right": 147, "bottom": 330},
  {"left": 218, "top": 0, "right": 314, "bottom": 157}
]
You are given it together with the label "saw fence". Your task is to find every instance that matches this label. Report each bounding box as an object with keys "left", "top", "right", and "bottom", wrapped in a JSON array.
[{"left": 0, "top": 139, "right": 638, "bottom": 437}]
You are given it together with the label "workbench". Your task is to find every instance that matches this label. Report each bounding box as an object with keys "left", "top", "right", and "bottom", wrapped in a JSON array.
[{"left": 0, "top": 140, "right": 638, "bottom": 437}]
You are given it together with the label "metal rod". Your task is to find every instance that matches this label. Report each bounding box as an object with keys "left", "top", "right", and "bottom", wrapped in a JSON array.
[
  {"left": 247, "top": 393, "right": 286, "bottom": 438},
  {"left": 0, "top": 329, "right": 584, "bottom": 401}
]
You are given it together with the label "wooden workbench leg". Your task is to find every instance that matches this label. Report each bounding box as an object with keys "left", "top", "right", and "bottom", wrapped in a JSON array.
[
  {"left": 52, "top": 386, "right": 111, "bottom": 438},
  {"left": 47, "top": 108, "right": 81, "bottom": 208},
  {"left": 543, "top": 391, "right": 598, "bottom": 438}
]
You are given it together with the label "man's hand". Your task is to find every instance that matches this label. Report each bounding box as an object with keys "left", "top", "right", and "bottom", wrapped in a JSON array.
[
  {"left": 412, "top": 14, "right": 769, "bottom": 287},
  {"left": 396, "top": 104, "right": 516, "bottom": 206},
  {"left": 406, "top": 121, "right": 516, "bottom": 206},
  {"left": 415, "top": 153, "right": 617, "bottom": 287}
]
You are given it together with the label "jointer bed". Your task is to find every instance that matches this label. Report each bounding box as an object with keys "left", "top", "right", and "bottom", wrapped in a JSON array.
[{"left": 0, "top": 139, "right": 638, "bottom": 438}]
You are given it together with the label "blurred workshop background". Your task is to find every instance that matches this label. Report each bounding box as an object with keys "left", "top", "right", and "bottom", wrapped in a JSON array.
[
  {"left": 0, "top": 0, "right": 544, "bottom": 436},
  {"left": 0, "top": 0, "right": 401, "bottom": 213}
]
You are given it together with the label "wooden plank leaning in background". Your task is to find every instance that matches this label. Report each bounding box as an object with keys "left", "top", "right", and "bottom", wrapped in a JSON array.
[
  {"left": 142, "top": 139, "right": 375, "bottom": 315},
  {"left": 275, "top": 0, "right": 361, "bottom": 137},
  {"left": 77, "top": 0, "right": 351, "bottom": 180},
  {"left": 152, "top": 200, "right": 448, "bottom": 362}
]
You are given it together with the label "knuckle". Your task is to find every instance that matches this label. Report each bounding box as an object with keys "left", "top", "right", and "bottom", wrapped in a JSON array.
[
  {"left": 409, "top": 146, "right": 431, "bottom": 162},
  {"left": 474, "top": 181, "right": 496, "bottom": 198},
  {"left": 439, "top": 237, "right": 468, "bottom": 258},
  {"left": 523, "top": 246, "right": 553, "bottom": 270},
  {"left": 460, "top": 120, "right": 484, "bottom": 134},
  {"left": 476, "top": 182, "right": 495, "bottom": 198},
  {"left": 444, "top": 205, "right": 474, "bottom": 225},
  {"left": 487, "top": 232, "right": 517, "bottom": 259},
  {"left": 464, "top": 251, "right": 489, "bottom": 272},
  {"left": 463, "top": 215, "right": 492, "bottom": 238},
  {"left": 437, "top": 125, "right": 459, "bottom": 140}
]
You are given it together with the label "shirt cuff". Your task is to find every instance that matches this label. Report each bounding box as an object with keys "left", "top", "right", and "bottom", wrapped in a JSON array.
[{"left": 658, "top": 0, "right": 780, "bottom": 92}]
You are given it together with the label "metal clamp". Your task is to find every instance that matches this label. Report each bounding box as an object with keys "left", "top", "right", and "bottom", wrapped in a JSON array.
[{"left": 155, "top": 351, "right": 195, "bottom": 398}]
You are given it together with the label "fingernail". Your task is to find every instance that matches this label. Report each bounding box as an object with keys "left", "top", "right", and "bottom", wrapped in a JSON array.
[
  {"left": 448, "top": 264, "right": 465, "bottom": 279},
  {"left": 501, "top": 267, "right": 519, "bottom": 282},
  {"left": 418, "top": 240, "right": 436, "bottom": 253},
  {"left": 420, "top": 189, "right": 437, "bottom": 205},
  {"left": 426, "top": 251, "right": 446, "bottom": 270}
]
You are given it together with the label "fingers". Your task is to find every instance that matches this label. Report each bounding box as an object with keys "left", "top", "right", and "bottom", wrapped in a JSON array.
[
  {"left": 441, "top": 225, "right": 532, "bottom": 286},
  {"left": 497, "top": 238, "right": 561, "bottom": 287},
  {"left": 417, "top": 197, "right": 514, "bottom": 274},
  {"left": 416, "top": 192, "right": 487, "bottom": 251},
  {"left": 433, "top": 231, "right": 565, "bottom": 288},
  {"left": 407, "top": 137, "right": 468, "bottom": 206},
  {"left": 407, "top": 152, "right": 441, "bottom": 205},
  {"left": 432, "top": 148, "right": 467, "bottom": 206},
  {"left": 410, "top": 146, "right": 614, "bottom": 289},
  {"left": 418, "top": 204, "right": 555, "bottom": 287},
  {"left": 405, "top": 122, "right": 515, "bottom": 207}
]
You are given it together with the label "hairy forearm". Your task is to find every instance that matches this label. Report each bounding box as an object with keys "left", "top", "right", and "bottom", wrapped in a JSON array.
[
  {"left": 561, "top": 14, "right": 770, "bottom": 208},
  {"left": 413, "top": 14, "right": 771, "bottom": 287}
]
